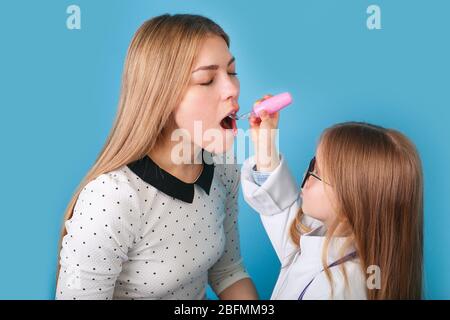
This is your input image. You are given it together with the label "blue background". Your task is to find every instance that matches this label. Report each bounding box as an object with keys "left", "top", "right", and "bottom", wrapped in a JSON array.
[{"left": 0, "top": 0, "right": 449, "bottom": 299}]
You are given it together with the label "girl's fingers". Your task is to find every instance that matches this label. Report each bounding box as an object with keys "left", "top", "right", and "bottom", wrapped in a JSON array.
[
  {"left": 251, "top": 115, "right": 260, "bottom": 122},
  {"left": 249, "top": 114, "right": 259, "bottom": 123},
  {"left": 252, "top": 94, "right": 275, "bottom": 121},
  {"left": 271, "top": 111, "right": 280, "bottom": 119},
  {"left": 249, "top": 122, "right": 260, "bottom": 131},
  {"left": 259, "top": 110, "right": 269, "bottom": 120}
]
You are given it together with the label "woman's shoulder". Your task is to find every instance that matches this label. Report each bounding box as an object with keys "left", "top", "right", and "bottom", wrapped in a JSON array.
[
  {"left": 67, "top": 166, "right": 149, "bottom": 241},
  {"left": 77, "top": 165, "right": 156, "bottom": 211},
  {"left": 81, "top": 166, "right": 138, "bottom": 195}
]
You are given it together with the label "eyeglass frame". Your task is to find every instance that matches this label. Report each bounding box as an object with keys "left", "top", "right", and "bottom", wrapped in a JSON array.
[{"left": 300, "top": 156, "right": 331, "bottom": 189}]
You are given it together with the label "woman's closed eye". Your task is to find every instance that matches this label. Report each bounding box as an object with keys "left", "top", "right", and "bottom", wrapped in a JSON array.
[
  {"left": 200, "top": 79, "right": 214, "bottom": 86},
  {"left": 199, "top": 72, "right": 238, "bottom": 86}
]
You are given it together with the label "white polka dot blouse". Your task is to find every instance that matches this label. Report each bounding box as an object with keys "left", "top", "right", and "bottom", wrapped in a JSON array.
[{"left": 56, "top": 151, "right": 250, "bottom": 300}]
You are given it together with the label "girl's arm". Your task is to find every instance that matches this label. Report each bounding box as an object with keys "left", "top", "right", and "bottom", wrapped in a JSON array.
[
  {"left": 249, "top": 95, "right": 281, "bottom": 173},
  {"left": 241, "top": 154, "right": 300, "bottom": 264},
  {"left": 240, "top": 96, "right": 301, "bottom": 264}
]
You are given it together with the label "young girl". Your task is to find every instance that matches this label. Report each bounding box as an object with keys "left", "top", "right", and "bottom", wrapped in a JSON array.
[
  {"left": 55, "top": 14, "right": 257, "bottom": 300},
  {"left": 241, "top": 97, "right": 423, "bottom": 299}
]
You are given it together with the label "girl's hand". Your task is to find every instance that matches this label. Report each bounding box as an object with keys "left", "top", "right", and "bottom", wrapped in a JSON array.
[{"left": 249, "top": 94, "right": 280, "bottom": 172}]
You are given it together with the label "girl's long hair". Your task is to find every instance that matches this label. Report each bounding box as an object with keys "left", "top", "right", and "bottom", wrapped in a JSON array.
[
  {"left": 290, "top": 122, "right": 423, "bottom": 299},
  {"left": 56, "top": 14, "right": 230, "bottom": 282}
]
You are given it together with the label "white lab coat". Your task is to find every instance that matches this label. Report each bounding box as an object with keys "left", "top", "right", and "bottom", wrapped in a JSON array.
[{"left": 241, "top": 155, "right": 367, "bottom": 300}]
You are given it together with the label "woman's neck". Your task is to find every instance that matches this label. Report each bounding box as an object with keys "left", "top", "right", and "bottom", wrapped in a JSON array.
[{"left": 148, "top": 135, "right": 204, "bottom": 184}]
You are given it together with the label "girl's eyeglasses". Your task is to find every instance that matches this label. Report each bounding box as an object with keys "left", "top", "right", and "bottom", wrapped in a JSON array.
[{"left": 300, "top": 156, "right": 331, "bottom": 189}]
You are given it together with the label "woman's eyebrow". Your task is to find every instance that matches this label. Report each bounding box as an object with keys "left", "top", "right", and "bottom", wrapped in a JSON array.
[{"left": 192, "top": 56, "right": 235, "bottom": 73}]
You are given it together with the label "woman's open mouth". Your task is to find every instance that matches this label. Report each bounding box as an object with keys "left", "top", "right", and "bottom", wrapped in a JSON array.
[{"left": 220, "top": 112, "right": 237, "bottom": 135}]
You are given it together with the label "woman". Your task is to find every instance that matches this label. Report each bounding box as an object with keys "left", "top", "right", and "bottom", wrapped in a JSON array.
[{"left": 56, "top": 14, "right": 257, "bottom": 300}]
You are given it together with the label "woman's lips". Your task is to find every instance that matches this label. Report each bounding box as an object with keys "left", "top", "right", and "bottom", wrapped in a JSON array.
[
  {"left": 219, "top": 115, "right": 237, "bottom": 136},
  {"left": 231, "top": 117, "right": 237, "bottom": 136}
]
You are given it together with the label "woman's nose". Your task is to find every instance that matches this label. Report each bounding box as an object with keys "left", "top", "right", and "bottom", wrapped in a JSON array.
[{"left": 221, "top": 75, "right": 239, "bottom": 99}]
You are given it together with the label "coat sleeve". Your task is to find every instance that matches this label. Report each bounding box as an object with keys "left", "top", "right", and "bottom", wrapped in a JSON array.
[{"left": 241, "top": 154, "right": 302, "bottom": 265}]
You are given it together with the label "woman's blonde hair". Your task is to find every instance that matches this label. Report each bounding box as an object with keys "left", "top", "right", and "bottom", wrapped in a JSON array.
[
  {"left": 56, "top": 14, "right": 230, "bottom": 281},
  {"left": 290, "top": 122, "right": 423, "bottom": 299}
]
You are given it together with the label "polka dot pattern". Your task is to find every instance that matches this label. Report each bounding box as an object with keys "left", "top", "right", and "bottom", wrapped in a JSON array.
[{"left": 56, "top": 161, "right": 249, "bottom": 300}]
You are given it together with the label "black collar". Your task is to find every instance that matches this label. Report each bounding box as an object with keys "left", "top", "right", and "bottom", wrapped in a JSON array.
[{"left": 126, "top": 151, "right": 215, "bottom": 203}]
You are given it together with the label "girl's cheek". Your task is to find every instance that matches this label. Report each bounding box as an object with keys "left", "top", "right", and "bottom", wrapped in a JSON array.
[{"left": 302, "top": 186, "right": 333, "bottom": 221}]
